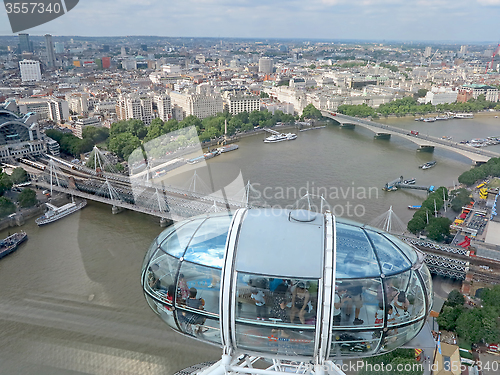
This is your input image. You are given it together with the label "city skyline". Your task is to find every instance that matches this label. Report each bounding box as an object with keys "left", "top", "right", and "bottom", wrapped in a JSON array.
[{"left": 1, "top": 0, "right": 500, "bottom": 43}]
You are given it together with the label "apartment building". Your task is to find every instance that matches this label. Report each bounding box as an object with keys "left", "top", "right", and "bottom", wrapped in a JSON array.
[
  {"left": 19, "top": 59, "right": 42, "bottom": 82},
  {"left": 116, "top": 93, "right": 154, "bottom": 125},
  {"left": 169, "top": 90, "right": 223, "bottom": 120},
  {"left": 17, "top": 97, "right": 69, "bottom": 121},
  {"left": 74, "top": 117, "right": 102, "bottom": 139},
  {"left": 222, "top": 90, "right": 260, "bottom": 115},
  {"left": 153, "top": 94, "right": 172, "bottom": 121}
]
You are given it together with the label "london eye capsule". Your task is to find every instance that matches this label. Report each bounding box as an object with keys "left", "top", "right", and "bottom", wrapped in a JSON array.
[{"left": 141, "top": 208, "right": 433, "bottom": 373}]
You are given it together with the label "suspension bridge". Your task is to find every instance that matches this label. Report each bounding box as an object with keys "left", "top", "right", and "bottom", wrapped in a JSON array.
[{"left": 35, "top": 147, "right": 260, "bottom": 225}]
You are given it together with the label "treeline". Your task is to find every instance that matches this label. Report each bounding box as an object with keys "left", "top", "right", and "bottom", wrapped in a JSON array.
[
  {"left": 406, "top": 186, "right": 452, "bottom": 241},
  {"left": 0, "top": 167, "right": 37, "bottom": 218},
  {"left": 458, "top": 157, "right": 500, "bottom": 186},
  {"left": 45, "top": 126, "right": 109, "bottom": 157},
  {"left": 107, "top": 109, "right": 296, "bottom": 160},
  {"left": 337, "top": 95, "right": 500, "bottom": 118},
  {"left": 438, "top": 288, "right": 500, "bottom": 346}
]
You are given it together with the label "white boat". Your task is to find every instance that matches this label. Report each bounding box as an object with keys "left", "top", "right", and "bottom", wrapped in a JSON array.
[
  {"left": 454, "top": 113, "right": 474, "bottom": 119},
  {"left": 435, "top": 115, "right": 449, "bottom": 120},
  {"left": 264, "top": 133, "right": 297, "bottom": 143},
  {"left": 423, "top": 117, "right": 436, "bottom": 122},
  {"left": 419, "top": 161, "right": 436, "bottom": 170},
  {"left": 217, "top": 144, "right": 239, "bottom": 153},
  {"left": 36, "top": 200, "right": 87, "bottom": 226}
]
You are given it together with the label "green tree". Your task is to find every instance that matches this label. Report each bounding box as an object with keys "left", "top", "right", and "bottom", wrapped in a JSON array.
[
  {"left": 437, "top": 305, "right": 464, "bottom": 331},
  {"left": 360, "top": 349, "right": 422, "bottom": 375},
  {"left": 414, "top": 89, "right": 428, "bottom": 98},
  {"left": 407, "top": 215, "right": 426, "bottom": 234},
  {"left": 447, "top": 290, "right": 465, "bottom": 307},
  {"left": 451, "top": 188, "right": 472, "bottom": 212},
  {"left": 301, "top": 104, "right": 322, "bottom": 120},
  {"left": 10, "top": 167, "right": 28, "bottom": 184},
  {"left": 456, "top": 307, "right": 500, "bottom": 345},
  {"left": 426, "top": 217, "right": 452, "bottom": 241},
  {"left": 0, "top": 173, "right": 13, "bottom": 195},
  {"left": 260, "top": 91, "right": 269, "bottom": 98},
  {"left": 18, "top": 188, "right": 37, "bottom": 208},
  {"left": 0, "top": 196, "right": 15, "bottom": 217},
  {"left": 480, "top": 285, "right": 500, "bottom": 313},
  {"left": 108, "top": 133, "right": 141, "bottom": 159},
  {"left": 82, "top": 126, "right": 109, "bottom": 144}
]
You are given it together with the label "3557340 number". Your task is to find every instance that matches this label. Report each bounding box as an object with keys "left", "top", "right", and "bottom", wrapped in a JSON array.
[{"left": 4, "top": 2, "right": 62, "bottom": 14}]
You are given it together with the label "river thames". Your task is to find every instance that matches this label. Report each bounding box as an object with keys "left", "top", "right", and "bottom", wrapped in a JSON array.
[{"left": 0, "top": 113, "right": 498, "bottom": 374}]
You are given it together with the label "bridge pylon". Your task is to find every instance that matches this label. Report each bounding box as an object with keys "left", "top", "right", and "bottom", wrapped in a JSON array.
[
  {"left": 368, "top": 206, "right": 407, "bottom": 235},
  {"left": 45, "top": 159, "right": 69, "bottom": 196}
]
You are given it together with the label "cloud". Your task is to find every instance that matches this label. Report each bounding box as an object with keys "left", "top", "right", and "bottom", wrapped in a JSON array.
[{"left": 476, "top": 0, "right": 500, "bottom": 4}]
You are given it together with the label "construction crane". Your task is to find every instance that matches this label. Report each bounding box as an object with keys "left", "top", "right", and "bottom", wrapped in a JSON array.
[{"left": 485, "top": 44, "right": 500, "bottom": 73}]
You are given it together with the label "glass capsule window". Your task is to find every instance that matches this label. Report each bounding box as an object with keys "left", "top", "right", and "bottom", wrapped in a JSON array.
[{"left": 141, "top": 209, "right": 433, "bottom": 359}]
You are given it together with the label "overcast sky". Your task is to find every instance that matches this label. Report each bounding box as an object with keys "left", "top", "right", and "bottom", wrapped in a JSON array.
[{"left": 1, "top": 0, "right": 500, "bottom": 42}]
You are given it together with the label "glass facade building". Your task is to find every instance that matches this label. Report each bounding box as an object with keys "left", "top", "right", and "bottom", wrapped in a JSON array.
[{"left": 141, "top": 208, "right": 432, "bottom": 361}]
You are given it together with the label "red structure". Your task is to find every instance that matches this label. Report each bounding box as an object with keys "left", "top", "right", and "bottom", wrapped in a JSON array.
[
  {"left": 458, "top": 236, "right": 471, "bottom": 248},
  {"left": 102, "top": 57, "right": 111, "bottom": 69}
]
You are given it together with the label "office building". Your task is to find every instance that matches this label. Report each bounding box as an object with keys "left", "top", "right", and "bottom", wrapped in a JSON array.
[
  {"left": 45, "top": 34, "right": 56, "bottom": 68},
  {"left": 19, "top": 59, "right": 42, "bottom": 82},
  {"left": 18, "top": 33, "right": 33, "bottom": 53},
  {"left": 54, "top": 42, "right": 65, "bottom": 54},
  {"left": 258, "top": 57, "right": 273, "bottom": 74},
  {"left": 424, "top": 46, "right": 432, "bottom": 58},
  {"left": 102, "top": 57, "right": 111, "bottom": 69}
]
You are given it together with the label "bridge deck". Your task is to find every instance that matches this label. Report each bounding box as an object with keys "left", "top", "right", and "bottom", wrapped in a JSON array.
[{"left": 322, "top": 112, "right": 500, "bottom": 163}]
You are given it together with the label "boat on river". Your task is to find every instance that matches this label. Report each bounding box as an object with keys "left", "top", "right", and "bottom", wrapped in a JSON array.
[
  {"left": 408, "top": 205, "right": 422, "bottom": 210},
  {"left": 419, "top": 161, "right": 436, "bottom": 170},
  {"left": 217, "top": 144, "right": 239, "bottom": 153},
  {"left": 264, "top": 133, "right": 297, "bottom": 143},
  {"left": 453, "top": 113, "right": 474, "bottom": 119},
  {"left": 0, "top": 231, "right": 28, "bottom": 259},
  {"left": 36, "top": 200, "right": 87, "bottom": 226}
]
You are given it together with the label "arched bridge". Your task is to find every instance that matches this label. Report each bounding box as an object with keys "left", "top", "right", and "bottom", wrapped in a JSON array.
[{"left": 322, "top": 112, "right": 500, "bottom": 165}]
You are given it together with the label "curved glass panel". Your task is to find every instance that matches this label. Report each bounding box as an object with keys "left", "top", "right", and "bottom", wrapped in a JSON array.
[
  {"left": 145, "top": 252, "right": 179, "bottom": 310},
  {"left": 405, "top": 270, "right": 426, "bottom": 321},
  {"left": 142, "top": 240, "right": 160, "bottom": 273},
  {"left": 177, "top": 261, "right": 221, "bottom": 315},
  {"left": 156, "top": 221, "right": 186, "bottom": 248},
  {"left": 159, "top": 218, "right": 206, "bottom": 258},
  {"left": 330, "top": 331, "right": 381, "bottom": 358},
  {"left": 384, "top": 272, "right": 411, "bottom": 327},
  {"left": 420, "top": 264, "right": 433, "bottom": 313},
  {"left": 235, "top": 273, "right": 318, "bottom": 326},
  {"left": 154, "top": 298, "right": 177, "bottom": 328},
  {"left": 183, "top": 214, "right": 232, "bottom": 268},
  {"left": 235, "top": 322, "right": 315, "bottom": 357},
  {"left": 335, "top": 278, "right": 382, "bottom": 328},
  {"left": 381, "top": 319, "right": 424, "bottom": 353},
  {"left": 336, "top": 223, "right": 380, "bottom": 278},
  {"left": 385, "top": 234, "right": 418, "bottom": 264},
  {"left": 366, "top": 232, "right": 412, "bottom": 276}
]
